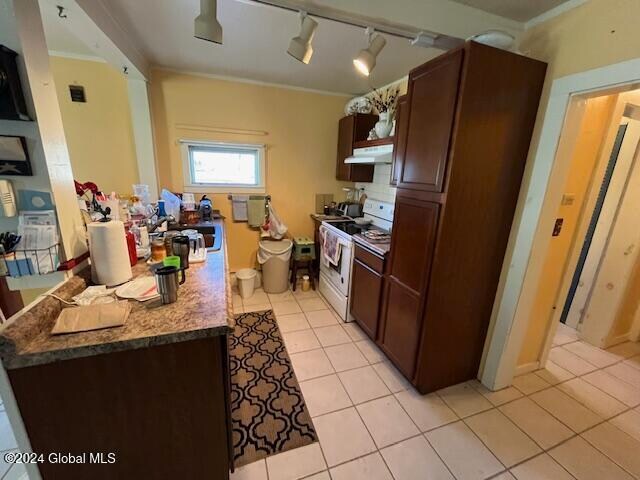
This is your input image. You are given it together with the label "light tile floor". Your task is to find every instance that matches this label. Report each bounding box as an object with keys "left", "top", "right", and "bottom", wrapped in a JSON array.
[
  {"left": 2, "top": 293, "right": 639, "bottom": 480},
  {"left": 0, "top": 398, "right": 27, "bottom": 479},
  {"left": 232, "top": 293, "right": 640, "bottom": 480}
]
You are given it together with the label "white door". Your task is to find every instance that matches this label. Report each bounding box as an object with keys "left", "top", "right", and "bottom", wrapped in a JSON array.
[{"left": 564, "top": 117, "right": 640, "bottom": 329}]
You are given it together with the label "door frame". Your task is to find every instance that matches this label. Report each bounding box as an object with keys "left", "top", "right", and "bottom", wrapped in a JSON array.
[{"left": 481, "top": 56, "right": 640, "bottom": 390}]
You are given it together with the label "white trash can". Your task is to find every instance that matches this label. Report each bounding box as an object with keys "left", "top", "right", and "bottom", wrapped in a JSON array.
[
  {"left": 236, "top": 268, "right": 257, "bottom": 299},
  {"left": 258, "top": 239, "right": 293, "bottom": 293}
]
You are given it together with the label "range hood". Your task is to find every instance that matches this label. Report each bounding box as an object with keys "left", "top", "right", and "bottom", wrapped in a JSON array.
[{"left": 345, "top": 143, "right": 393, "bottom": 164}]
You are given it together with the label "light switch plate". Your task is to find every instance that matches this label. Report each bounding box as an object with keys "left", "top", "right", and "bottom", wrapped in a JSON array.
[{"left": 561, "top": 194, "right": 575, "bottom": 206}]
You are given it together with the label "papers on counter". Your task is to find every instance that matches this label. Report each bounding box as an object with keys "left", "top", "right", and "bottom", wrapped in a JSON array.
[{"left": 12, "top": 210, "right": 60, "bottom": 274}]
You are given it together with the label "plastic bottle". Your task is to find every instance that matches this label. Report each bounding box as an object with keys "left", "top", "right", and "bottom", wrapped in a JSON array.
[{"left": 125, "top": 226, "right": 137, "bottom": 266}]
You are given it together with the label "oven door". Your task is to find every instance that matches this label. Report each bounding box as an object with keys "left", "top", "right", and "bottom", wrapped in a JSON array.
[
  {"left": 319, "top": 271, "right": 349, "bottom": 321},
  {"left": 319, "top": 237, "right": 352, "bottom": 297}
]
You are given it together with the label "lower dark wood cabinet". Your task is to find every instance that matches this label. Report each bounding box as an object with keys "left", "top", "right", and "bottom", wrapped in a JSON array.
[
  {"left": 379, "top": 278, "right": 422, "bottom": 379},
  {"left": 350, "top": 258, "right": 383, "bottom": 340}
]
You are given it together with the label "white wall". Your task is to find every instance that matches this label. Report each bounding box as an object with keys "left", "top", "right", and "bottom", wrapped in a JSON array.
[{"left": 355, "top": 164, "right": 397, "bottom": 204}]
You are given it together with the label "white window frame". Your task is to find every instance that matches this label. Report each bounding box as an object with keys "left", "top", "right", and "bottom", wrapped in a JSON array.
[{"left": 180, "top": 140, "right": 266, "bottom": 193}]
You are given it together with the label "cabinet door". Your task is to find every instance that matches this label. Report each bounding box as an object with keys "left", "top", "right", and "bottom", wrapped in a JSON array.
[
  {"left": 350, "top": 258, "right": 383, "bottom": 340},
  {"left": 380, "top": 278, "right": 421, "bottom": 379},
  {"left": 388, "top": 197, "right": 440, "bottom": 294},
  {"left": 336, "top": 115, "right": 355, "bottom": 181},
  {"left": 390, "top": 95, "right": 408, "bottom": 186},
  {"left": 397, "top": 49, "right": 463, "bottom": 192},
  {"left": 336, "top": 114, "right": 376, "bottom": 182}
]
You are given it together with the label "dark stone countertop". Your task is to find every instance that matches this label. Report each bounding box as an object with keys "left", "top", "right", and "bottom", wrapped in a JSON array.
[{"left": 0, "top": 219, "right": 233, "bottom": 370}]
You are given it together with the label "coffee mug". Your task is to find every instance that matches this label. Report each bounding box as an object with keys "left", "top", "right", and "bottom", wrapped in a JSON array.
[{"left": 189, "top": 233, "right": 206, "bottom": 257}]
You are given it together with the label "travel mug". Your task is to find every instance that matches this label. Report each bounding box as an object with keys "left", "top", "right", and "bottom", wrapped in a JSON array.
[
  {"left": 171, "top": 235, "right": 191, "bottom": 270},
  {"left": 154, "top": 265, "right": 186, "bottom": 304}
]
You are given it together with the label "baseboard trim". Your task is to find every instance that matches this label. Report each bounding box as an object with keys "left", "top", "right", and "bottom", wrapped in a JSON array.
[
  {"left": 514, "top": 361, "right": 540, "bottom": 377},
  {"left": 605, "top": 333, "right": 630, "bottom": 348}
]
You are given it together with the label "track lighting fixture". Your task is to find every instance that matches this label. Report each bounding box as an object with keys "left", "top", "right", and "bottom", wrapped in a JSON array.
[
  {"left": 194, "top": 0, "right": 223, "bottom": 45},
  {"left": 411, "top": 32, "right": 438, "bottom": 48},
  {"left": 287, "top": 12, "right": 318, "bottom": 64},
  {"left": 353, "top": 28, "right": 386, "bottom": 76}
]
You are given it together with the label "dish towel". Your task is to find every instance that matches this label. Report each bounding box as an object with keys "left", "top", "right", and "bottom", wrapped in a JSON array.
[
  {"left": 247, "top": 196, "right": 266, "bottom": 227},
  {"left": 319, "top": 225, "right": 341, "bottom": 266},
  {"left": 231, "top": 195, "right": 249, "bottom": 221}
]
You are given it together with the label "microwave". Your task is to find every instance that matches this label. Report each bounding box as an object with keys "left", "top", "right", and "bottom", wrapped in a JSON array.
[{"left": 0, "top": 45, "right": 30, "bottom": 121}]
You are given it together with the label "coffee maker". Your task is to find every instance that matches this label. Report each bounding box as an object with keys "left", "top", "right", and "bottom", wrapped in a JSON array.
[{"left": 198, "top": 195, "right": 213, "bottom": 221}]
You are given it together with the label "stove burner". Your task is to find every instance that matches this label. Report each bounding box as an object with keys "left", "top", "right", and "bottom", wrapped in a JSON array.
[
  {"left": 362, "top": 230, "right": 391, "bottom": 242},
  {"left": 326, "top": 220, "right": 389, "bottom": 238}
]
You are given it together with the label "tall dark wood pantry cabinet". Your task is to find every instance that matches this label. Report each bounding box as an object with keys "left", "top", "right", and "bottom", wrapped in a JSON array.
[{"left": 378, "top": 41, "right": 547, "bottom": 393}]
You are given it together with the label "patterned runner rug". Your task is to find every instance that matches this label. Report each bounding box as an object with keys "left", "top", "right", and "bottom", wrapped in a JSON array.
[{"left": 230, "top": 310, "right": 317, "bottom": 467}]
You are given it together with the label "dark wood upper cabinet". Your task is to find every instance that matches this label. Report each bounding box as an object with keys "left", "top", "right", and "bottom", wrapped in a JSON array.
[
  {"left": 336, "top": 114, "right": 377, "bottom": 182},
  {"left": 379, "top": 42, "right": 547, "bottom": 393},
  {"left": 390, "top": 95, "right": 408, "bottom": 186},
  {"left": 396, "top": 50, "right": 463, "bottom": 192}
]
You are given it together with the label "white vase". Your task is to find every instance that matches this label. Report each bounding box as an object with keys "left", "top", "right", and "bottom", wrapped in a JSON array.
[{"left": 374, "top": 111, "right": 393, "bottom": 138}]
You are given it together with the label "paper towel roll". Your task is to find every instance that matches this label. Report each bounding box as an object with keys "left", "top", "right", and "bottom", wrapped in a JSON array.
[{"left": 88, "top": 221, "right": 132, "bottom": 286}]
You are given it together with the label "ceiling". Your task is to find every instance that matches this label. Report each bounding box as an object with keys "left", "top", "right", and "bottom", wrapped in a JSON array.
[
  {"left": 39, "top": 0, "right": 572, "bottom": 95},
  {"left": 449, "top": 0, "right": 573, "bottom": 22},
  {"left": 107, "top": 0, "right": 445, "bottom": 95},
  {"left": 40, "top": 4, "right": 97, "bottom": 58}
]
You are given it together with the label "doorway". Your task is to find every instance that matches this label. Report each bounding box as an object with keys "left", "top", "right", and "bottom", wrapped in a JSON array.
[
  {"left": 481, "top": 57, "right": 640, "bottom": 391},
  {"left": 531, "top": 87, "right": 640, "bottom": 374}
]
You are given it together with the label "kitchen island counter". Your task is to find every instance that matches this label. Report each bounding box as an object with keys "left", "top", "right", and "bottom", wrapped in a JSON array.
[
  {"left": 0, "top": 219, "right": 233, "bottom": 370},
  {"left": 0, "top": 219, "right": 235, "bottom": 480}
]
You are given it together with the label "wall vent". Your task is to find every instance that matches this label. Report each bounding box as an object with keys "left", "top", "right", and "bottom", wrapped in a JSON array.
[{"left": 69, "top": 85, "right": 86, "bottom": 103}]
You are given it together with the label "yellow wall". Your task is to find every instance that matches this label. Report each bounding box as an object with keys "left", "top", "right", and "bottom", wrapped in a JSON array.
[
  {"left": 519, "top": 0, "right": 640, "bottom": 81},
  {"left": 148, "top": 69, "right": 352, "bottom": 271},
  {"left": 50, "top": 56, "right": 139, "bottom": 195},
  {"left": 518, "top": 96, "right": 615, "bottom": 365},
  {"left": 516, "top": 0, "right": 640, "bottom": 366}
]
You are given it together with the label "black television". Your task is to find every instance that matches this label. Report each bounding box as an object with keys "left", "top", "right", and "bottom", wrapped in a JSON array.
[{"left": 0, "top": 45, "right": 30, "bottom": 121}]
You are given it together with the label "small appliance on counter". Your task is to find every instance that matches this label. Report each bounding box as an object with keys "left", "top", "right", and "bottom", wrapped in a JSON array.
[
  {"left": 198, "top": 195, "right": 213, "bottom": 221},
  {"left": 336, "top": 202, "right": 362, "bottom": 217}
]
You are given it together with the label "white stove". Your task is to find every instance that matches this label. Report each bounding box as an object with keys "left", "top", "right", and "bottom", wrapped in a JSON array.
[{"left": 318, "top": 199, "right": 394, "bottom": 321}]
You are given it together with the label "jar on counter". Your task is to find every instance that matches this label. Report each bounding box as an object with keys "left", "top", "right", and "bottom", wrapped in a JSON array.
[{"left": 151, "top": 239, "right": 167, "bottom": 262}]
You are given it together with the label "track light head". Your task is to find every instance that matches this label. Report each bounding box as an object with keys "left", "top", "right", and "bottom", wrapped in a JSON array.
[
  {"left": 194, "top": 0, "right": 223, "bottom": 45},
  {"left": 287, "top": 13, "right": 318, "bottom": 64},
  {"left": 353, "top": 32, "right": 386, "bottom": 76}
]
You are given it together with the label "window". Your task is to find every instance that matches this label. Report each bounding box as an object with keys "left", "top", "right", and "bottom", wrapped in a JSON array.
[{"left": 181, "top": 141, "right": 265, "bottom": 193}]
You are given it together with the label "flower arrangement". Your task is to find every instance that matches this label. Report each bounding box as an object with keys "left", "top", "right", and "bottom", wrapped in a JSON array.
[{"left": 370, "top": 86, "right": 400, "bottom": 115}]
